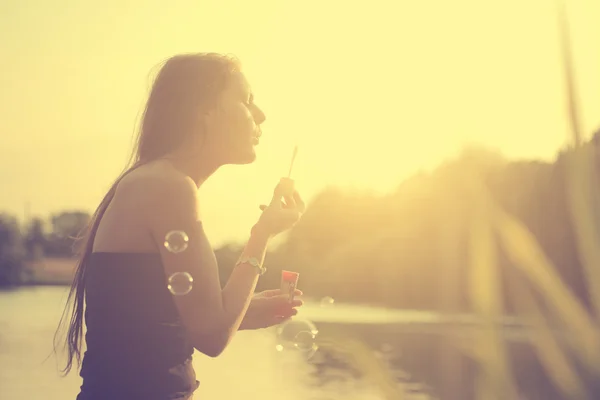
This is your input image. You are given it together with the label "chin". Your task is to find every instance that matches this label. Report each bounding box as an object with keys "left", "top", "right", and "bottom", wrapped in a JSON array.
[{"left": 230, "top": 149, "right": 257, "bottom": 165}]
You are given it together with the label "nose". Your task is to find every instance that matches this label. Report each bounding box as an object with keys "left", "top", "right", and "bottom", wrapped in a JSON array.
[{"left": 253, "top": 104, "right": 266, "bottom": 126}]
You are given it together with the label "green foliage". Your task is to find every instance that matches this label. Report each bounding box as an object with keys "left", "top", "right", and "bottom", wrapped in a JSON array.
[
  {"left": 0, "top": 211, "right": 91, "bottom": 286},
  {"left": 0, "top": 214, "right": 26, "bottom": 286},
  {"left": 45, "top": 211, "right": 91, "bottom": 257},
  {"left": 24, "top": 217, "right": 47, "bottom": 260}
]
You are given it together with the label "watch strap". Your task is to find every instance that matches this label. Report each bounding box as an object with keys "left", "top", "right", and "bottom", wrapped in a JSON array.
[{"left": 236, "top": 256, "right": 267, "bottom": 276}]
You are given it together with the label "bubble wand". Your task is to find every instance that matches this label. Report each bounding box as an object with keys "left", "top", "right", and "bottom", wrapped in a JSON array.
[
  {"left": 281, "top": 145, "right": 300, "bottom": 303},
  {"left": 279, "top": 145, "right": 298, "bottom": 198},
  {"left": 287, "top": 145, "right": 298, "bottom": 179}
]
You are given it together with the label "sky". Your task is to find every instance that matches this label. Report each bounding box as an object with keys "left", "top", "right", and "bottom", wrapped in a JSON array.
[{"left": 0, "top": 0, "right": 599, "bottom": 246}]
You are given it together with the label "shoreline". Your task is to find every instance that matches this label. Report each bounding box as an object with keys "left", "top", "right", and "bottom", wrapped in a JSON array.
[{"left": 19, "top": 257, "right": 76, "bottom": 286}]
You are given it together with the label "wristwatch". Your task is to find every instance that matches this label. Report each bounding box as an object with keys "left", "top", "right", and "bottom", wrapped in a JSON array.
[{"left": 236, "top": 257, "right": 267, "bottom": 276}]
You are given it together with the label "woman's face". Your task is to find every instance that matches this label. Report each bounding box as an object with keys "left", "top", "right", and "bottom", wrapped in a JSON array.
[{"left": 202, "top": 70, "right": 266, "bottom": 165}]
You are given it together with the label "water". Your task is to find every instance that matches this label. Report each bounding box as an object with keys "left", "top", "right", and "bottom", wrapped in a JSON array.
[
  {"left": 0, "top": 287, "right": 577, "bottom": 400},
  {"left": 0, "top": 286, "right": 419, "bottom": 400},
  {"left": 276, "top": 319, "right": 320, "bottom": 358}
]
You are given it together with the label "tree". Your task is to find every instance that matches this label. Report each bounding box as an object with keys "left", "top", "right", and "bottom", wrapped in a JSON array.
[
  {"left": 268, "top": 140, "right": 598, "bottom": 313},
  {"left": 24, "top": 217, "right": 46, "bottom": 260},
  {"left": 0, "top": 213, "right": 26, "bottom": 286},
  {"left": 45, "top": 211, "right": 91, "bottom": 257}
]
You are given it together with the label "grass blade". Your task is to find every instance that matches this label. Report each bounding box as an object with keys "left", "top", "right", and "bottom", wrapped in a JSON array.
[
  {"left": 511, "top": 275, "right": 588, "bottom": 399},
  {"left": 468, "top": 181, "right": 518, "bottom": 399},
  {"left": 557, "top": 0, "right": 582, "bottom": 146},
  {"left": 494, "top": 207, "right": 600, "bottom": 375}
]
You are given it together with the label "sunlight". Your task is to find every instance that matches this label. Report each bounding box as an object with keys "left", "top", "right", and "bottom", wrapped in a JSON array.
[{"left": 1, "top": 0, "right": 600, "bottom": 399}]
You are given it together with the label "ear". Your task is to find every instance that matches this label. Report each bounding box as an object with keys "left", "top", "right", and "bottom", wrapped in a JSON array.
[{"left": 197, "top": 112, "right": 215, "bottom": 140}]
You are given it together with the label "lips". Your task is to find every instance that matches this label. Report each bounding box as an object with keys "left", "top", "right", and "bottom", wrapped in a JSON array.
[{"left": 252, "top": 127, "right": 262, "bottom": 145}]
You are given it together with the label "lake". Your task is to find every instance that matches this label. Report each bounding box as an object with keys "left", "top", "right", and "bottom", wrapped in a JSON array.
[{"left": 0, "top": 286, "right": 578, "bottom": 400}]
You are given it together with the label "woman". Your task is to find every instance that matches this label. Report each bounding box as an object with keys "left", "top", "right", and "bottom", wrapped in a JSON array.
[{"left": 55, "top": 53, "right": 306, "bottom": 400}]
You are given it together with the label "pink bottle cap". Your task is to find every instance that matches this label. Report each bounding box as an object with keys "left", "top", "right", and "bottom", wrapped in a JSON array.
[{"left": 281, "top": 270, "right": 299, "bottom": 282}]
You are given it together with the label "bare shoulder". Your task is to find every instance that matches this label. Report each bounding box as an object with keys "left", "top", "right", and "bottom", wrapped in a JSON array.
[{"left": 117, "top": 162, "right": 200, "bottom": 223}]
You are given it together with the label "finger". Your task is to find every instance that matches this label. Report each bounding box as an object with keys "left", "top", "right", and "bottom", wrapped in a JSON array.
[
  {"left": 293, "top": 191, "right": 306, "bottom": 213},
  {"left": 261, "top": 201, "right": 286, "bottom": 211},
  {"left": 261, "top": 289, "right": 302, "bottom": 303},
  {"left": 259, "top": 289, "right": 281, "bottom": 297},
  {"left": 272, "top": 297, "right": 300, "bottom": 314},
  {"left": 283, "top": 194, "right": 296, "bottom": 209},
  {"left": 270, "top": 183, "right": 287, "bottom": 207},
  {"left": 272, "top": 294, "right": 294, "bottom": 304},
  {"left": 289, "top": 299, "right": 303, "bottom": 307}
]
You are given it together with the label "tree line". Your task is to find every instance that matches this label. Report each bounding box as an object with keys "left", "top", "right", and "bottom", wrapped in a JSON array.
[{"left": 1, "top": 136, "right": 598, "bottom": 314}]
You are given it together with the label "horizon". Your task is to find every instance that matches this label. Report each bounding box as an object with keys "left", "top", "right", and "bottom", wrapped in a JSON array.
[{"left": 1, "top": 0, "right": 599, "bottom": 246}]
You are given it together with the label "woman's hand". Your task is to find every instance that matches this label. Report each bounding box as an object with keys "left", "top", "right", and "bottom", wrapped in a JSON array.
[
  {"left": 253, "top": 179, "right": 305, "bottom": 239},
  {"left": 239, "top": 288, "right": 304, "bottom": 330}
]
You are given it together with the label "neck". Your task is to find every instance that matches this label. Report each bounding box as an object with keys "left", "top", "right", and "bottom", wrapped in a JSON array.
[{"left": 165, "top": 149, "right": 222, "bottom": 188}]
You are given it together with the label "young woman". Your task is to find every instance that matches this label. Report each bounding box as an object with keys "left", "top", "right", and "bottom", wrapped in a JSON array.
[{"left": 55, "top": 53, "right": 306, "bottom": 400}]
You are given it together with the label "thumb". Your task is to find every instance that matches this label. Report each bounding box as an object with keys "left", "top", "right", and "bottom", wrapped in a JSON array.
[{"left": 267, "top": 294, "right": 294, "bottom": 308}]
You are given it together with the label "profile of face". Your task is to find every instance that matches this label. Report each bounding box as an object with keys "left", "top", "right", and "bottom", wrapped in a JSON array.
[{"left": 200, "top": 70, "right": 266, "bottom": 166}]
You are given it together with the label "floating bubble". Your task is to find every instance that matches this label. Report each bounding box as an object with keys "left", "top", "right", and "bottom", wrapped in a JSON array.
[
  {"left": 319, "top": 296, "right": 335, "bottom": 307},
  {"left": 167, "top": 272, "right": 194, "bottom": 296},
  {"left": 293, "top": 330, "right": 318, "bottom": 352},
  {"left": 164, "top": 230, "right": 189, "bottom": 253},
  {"left": 275, "top": 319, "right": 319, "bottom": 358}
]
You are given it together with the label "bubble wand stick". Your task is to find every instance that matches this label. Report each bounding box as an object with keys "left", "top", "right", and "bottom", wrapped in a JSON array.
[
  {"left": 279, "top": 145, "right": 298, "bottom": 199},
  {"left": 281, "top": 145, "right": 300, "bottom": 303},
  {"left": 287, "top": 145, "right": 298, "bottom": 179}
]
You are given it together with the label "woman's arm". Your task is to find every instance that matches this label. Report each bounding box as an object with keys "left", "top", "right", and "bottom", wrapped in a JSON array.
[{"left": 142, "top": 174, "right": 270, "bottom": 357}]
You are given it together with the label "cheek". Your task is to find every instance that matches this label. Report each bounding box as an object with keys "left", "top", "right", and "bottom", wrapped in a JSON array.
[
  {"left": 207, "top": 104, "right": 255, "bottom": 152},
  {"left": 222, "top": 105, "right": 254, "bottom": 138},
  {"left": 231, "top": 102, "right": 254, "bottom": 123}
]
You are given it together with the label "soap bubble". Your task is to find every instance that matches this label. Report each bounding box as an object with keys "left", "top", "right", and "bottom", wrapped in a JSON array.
[
  {"left": 275, "top": 319, "right": 319, "bottom": 358},
  {"left": 164, "top": 230, "right": 189, "bottom": 253},
  {"left": 319, "top": 296, "right": 335, "bottom": 307},
  {"left": 293, "top": 330, "right": 318, "bottom": 352},
  {"left": 167, "top": 272, "right": 194, "bottom": 296}
]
